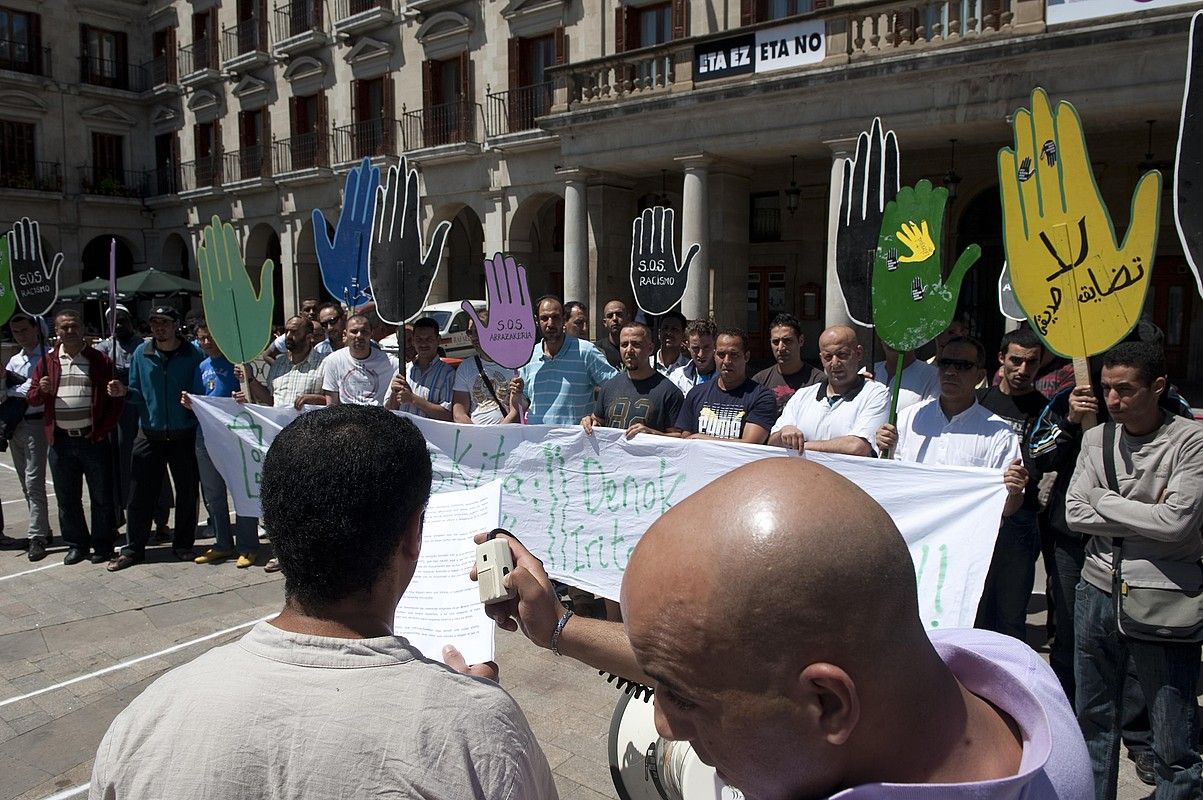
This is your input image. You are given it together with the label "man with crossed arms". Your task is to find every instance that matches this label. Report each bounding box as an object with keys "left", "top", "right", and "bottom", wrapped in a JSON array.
[{"left": 768, "top": 324, "right": 890, "bottom": 456}]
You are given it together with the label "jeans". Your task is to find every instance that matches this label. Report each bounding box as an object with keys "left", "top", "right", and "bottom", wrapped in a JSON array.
[
  {"left": 48, "top": 434, "right": 116, "bottom": 555},
  {"left": 111, "top": 405, "right": 173, "bottom": 529},
  {"left": 976, "top": 507, "right": 1041, "bottom": 641},
  {"left": 10, "top": 418, "right": 50, "bottom": 540},
  {"left": 1074, "top": 580, "right": 1202, "bottom": 800},
  {"left": 195, "top": 430, "right": 258, "bottom": 554},
  {"left": 122, "top": 432, "right": 199, "bottom": 559}
]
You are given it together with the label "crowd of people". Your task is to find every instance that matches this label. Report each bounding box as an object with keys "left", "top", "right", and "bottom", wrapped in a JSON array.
[{"left": 0, "top": 292, "right": 1199, "bottom": 799}]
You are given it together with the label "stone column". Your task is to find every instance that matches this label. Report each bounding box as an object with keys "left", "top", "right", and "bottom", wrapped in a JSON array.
[
  {"left": 279, "top": 218, "right": 300, "bottom": 316},
  {"left": 559, "top": 167, "right": 589, "bottom": 306},
  {"left": 823, "top": 139, "right": 856, "bottom": 331},
  {"left": 676, "top": 154, "right": 712, "bottom": 320}
]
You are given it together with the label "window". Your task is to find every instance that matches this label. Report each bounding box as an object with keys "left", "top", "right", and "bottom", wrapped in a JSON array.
[
  {"left": 194, "top": 121, "right": 221, "bottom": 187},
  {"left": 421, "top": 53, "right": 471, "bottom": 146},
  {"left": 350, "top": 76, "right": 394, "bottom": 157},
  {"left": 288, "top": 91, "right": 327, "bottom": 169},
  {"left": 742, "top": 0, "right": 829, "bottom": 25},
  {"left": 90, "top": 132, "right": 124, "bottom": 188},
  {"left": 615, "top": 1, "right": 685, "bottom": 52},
  {"left": 0, "top": 119, "right": 36, "bottom": 187},
  {"left": 0, "top": 6, "right": 41, "bottom": 74},
  {"left": 519, "top": 33, "right": 556, "bottom": 88},
  {"left": 750, "top": 192, "right": 781, "bottom": 242},
  {"left": 238, "top": 109, "right": 269, "bottom": 178},
  {"left": 191, "top": 11, "right": 217, "bottom": 71},
  {"left": 80, "top": 25, "right": 129, "bottom": 89},
  {"left": 637, "top": 4, "right": 671, "bottom": 48},
  {"left": 152, "top": 27, "right": 176, "bottom": 84},
  {"left": 154, "top": 133, "right": 179, "bottom": 194}
]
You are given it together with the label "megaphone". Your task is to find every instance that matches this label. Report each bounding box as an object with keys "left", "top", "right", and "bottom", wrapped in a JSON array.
[{"left": 607, "top": 689, "right": 744, "bottom": 800}]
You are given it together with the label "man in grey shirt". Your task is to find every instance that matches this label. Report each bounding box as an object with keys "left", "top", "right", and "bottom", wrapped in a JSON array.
[
  {"left": 91, "top": 405, "right": 557, "bottom": 800},
  {"left": 1066, "top": 341, "right": 1203, "bottom": 800}
]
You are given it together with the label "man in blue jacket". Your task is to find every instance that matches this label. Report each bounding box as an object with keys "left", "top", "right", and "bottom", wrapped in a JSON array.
[{"left": 105, "top": 306, "right": 204, "bottom": 571}]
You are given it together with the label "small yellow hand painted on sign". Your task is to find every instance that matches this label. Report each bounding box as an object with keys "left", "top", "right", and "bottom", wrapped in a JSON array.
[{"left": 896, "top": 220, "right": 935, "bottom": 263}]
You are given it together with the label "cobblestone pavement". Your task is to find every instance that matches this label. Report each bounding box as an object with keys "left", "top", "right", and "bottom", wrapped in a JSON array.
[{"left": 0, "top": 449, "right": 1170, "bottom": 800}]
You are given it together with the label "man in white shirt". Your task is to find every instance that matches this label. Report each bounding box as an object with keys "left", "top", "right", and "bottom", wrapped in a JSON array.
[
  {"left": 6, "top": 314, "right": 51, "bottom": 559},
  {"left": 873, "top": 340, "right": 940, "bottom": 413},
  {"left": 452, "top": 312, "right": 522, "bottom": 425},
  {"left": 91, "top": 405, "right": 558, "bottom": 800},
  {"left": 237, "top": 316, "right": 326, "bottom": 410},
  {"left": 321, "top": 315, "right": 398, "bottom": 406},
  {"left": 876, "top": 336, "right": 1027, "bottom": 517},
  {"left": 768, "top": 324, "right": 890, "bottom": 456},
  {"left": 386, "top": 316, "right": 454, "bottom": 420},
  {"left": 670, "top": 318, "right": 718, "bottom": 396}
]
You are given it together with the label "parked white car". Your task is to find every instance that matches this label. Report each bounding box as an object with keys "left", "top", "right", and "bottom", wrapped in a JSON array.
[{"left": 419, "top": 300, "right": 486, "bottom": 360}]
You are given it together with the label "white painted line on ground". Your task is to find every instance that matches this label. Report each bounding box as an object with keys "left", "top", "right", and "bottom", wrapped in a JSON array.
[
  {"left": 0, "top": 461, "right": 16, "bottom": 472},
  {"left": 41, "top": 784, "right": 87, "bottom": 800},
  {"left": 3, "top": 493, "right": 55, "bottom": 504},
  {"left": 0, "top": 562, "right": 63, "bottom": 582},
  {"left": 0, "top": 614, "right": 274, "bottom": 709}
]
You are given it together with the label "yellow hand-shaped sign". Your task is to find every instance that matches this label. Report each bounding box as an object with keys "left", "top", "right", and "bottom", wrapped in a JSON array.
[
  {"left": 896, "top": 220, "right": 935, "bottom": 263},
  {"left": 997, "top": 88, "right": 1161, "bottom": 357}
]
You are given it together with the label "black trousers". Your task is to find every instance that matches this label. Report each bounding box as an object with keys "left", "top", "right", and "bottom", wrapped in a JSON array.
[{"left": 121, "top": 432, "right": 199, "bottom": 559}]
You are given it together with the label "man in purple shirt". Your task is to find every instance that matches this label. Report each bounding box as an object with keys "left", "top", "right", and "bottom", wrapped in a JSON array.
[{"left": 480, "top": 458, "right": 1092, "bottom": 800}]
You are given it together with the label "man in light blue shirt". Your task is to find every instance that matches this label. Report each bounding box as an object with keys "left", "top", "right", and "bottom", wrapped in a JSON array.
[
  {"left": 519, "top": 296, "right": 616, "bottom": 425},
  {"left": 386, "top": 317, "right": 454, "bottom": 420}
]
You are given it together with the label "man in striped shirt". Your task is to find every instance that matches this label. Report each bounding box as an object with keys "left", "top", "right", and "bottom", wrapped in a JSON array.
[
  {"left": 385, "top": 316, "right": 454, "bottom": 420},
  {"left": 518, "top": 296, "right": 617, "bottom": 425},
  {"left": 28, "top": 309, "right": 124, "bottom": 565}
]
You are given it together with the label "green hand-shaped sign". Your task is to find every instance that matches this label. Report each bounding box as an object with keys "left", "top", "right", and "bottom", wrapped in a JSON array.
[
  {"left": 0, "top": 237, "right": 17, "bottom": 327},
  {"left": 197, "top": 215, "right": 275, "bottom": 363},
  {"left": 872, "top": 180, "right": 980, "bottom": 352}
]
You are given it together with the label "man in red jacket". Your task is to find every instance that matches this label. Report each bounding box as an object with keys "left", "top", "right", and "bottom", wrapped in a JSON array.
[{"left": 28, "top": 309, "right": 124, "bottom": 564}]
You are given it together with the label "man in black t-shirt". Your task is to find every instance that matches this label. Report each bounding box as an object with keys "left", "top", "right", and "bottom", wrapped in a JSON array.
[
  {"left": 582, "top": 322, "right": 684, "bottom": 438},
  {"left": 752, "top": 312, "right": 823, "bottom": 419},
  {"left": 671, "top": 328, "right": 776, "bottom": 443},
  {"left": 974, "top": 328, "right": 1048, "bottom": 641},
  {"left": 593, "top": 299, "right": 629, "bottom": 370}
]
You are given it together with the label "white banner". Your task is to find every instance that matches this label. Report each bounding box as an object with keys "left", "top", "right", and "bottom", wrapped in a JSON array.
[
  {"left": 191, "top": 396, "right": 1008, "bottom": 629},
  {"left": 1046, "top": 0, "right": 1197, "bottom": 24}
]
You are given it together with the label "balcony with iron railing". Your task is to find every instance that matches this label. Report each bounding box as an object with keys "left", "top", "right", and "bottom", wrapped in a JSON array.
[
  {"left": 273, "top": 131, "right": 330, "bottom": 178},
  {"left": 146, "top": 53, "right": 178, "bottom": 89},
  {"left": 332, "top": 118, "right": 397, "bottom": 164},
  {"left": 0, "top": 161, "right": 62, "bottom": 193},
  {"left": 78, "top": 166, "right": 148, "bottom": 198},
  {"left": 0, "top": 38, "right": 50, "bottom": 77},
  {"left": 222, "top": 145, "right": 273, "bottom": 184},
  {"left": 149, "top": 164, "right": 179, "bottom": 196},
  {"left": 484, "top": 82, "right": 553, "bottom": 138},
  {"left": 547, "top": 0, "right": 1037, "bottom": 115},
  {"left": 222, "top": 18, "right": 270, "bottom": 71},
  {"left": 400, "top": 101, "right": 478, "bottom": 152},
  {"left": 180, "top": 154, "right": 224, "bottom": 193},
  {"left": 178, "top": 39, "right": 220, "bottom": 86},
  {"left": 332, "top": 0, "right": 395, "bottom": 38},
  {"left": 274, "top": 0, "right": 329, "bottom": 55},
  {"left": 79, "top": 56, "right": 147, "bottom": 93}
]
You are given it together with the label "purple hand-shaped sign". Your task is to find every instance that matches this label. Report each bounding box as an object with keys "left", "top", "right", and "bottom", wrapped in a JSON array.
[{"left": 462, "top": 253, "right": 536, "bottom": 369}]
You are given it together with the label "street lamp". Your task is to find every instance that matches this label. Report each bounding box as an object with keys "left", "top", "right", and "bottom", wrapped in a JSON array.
[{"left": 785, "top": 155, "right": 801, "bottom": 215}]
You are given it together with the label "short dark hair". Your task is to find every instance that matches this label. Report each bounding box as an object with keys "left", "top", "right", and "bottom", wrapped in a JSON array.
[
  {"left": 1102, "top": 341, "right": 1165, "bottom": 387},
  {"left": 684, "top": 319, "right": 717, "bottom": 341},
  {"left": 564, "top": 301, "right": 586, "bottom": 318},
  {"left": 998, "top": 328, "right": 1043, "bottom": 357},
  {"left": 412, "top": 316, "right": 440, "bottom": 335},
  {"left": 346, "top": 313, "right": 370, "bottom": 327},
  {"left": 535, "top": 295, "right": 563, "bottom": 313},
  {"left": 261, "top": 406, "right": 432, "bottom": 611},
  {"left": 716, "top": 327, "right": 750, "bottom": 352},
  {"left": 943, "top": 335, "right": 986, "bottom": 367},
  {"left": 54, "top": 309, "right": 83, "bottom": 325},
  {"left": 768, "top": 313, "right": 803, "bottom": 339},
  {"left": 318, "top": 301, "right": 344, "bottom": 318},
  {"left": 192, "top": 318, "right": 210, "bottom": 333},
  {"left": 619, "top": 321, "right": 653, "bottom": 341},
  {"left": 659, "top": 309, "right": 686, "bottom": 329},
  {"left": 286, "top": 315, "right": 312, "bottom": 334}
]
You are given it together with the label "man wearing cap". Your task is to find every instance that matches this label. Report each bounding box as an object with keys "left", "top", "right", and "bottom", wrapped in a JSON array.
[{"left": 106, "top": 305, "right": 205, "bottom": 571}]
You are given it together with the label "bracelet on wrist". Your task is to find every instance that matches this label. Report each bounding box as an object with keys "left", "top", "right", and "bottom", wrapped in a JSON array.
[{"left": 551, "top": 609, "right": 574, "bottom": 657}]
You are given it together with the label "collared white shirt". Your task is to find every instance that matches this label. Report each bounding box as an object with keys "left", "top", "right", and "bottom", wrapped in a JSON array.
[
  {"left": 872, "top": 358, "right": 940, "bottom": 413},
  {"left": 772, "top": 375, "right": 890, "bottom": 445},
  {"left": 6, "top": 346, "right": 46, "bottom": 414},
  {"left": 892, "top": 397, "right": 1020, "bottom": 469},
  {"left": 267, "top": 348, "right": 325, "bottom": 407}
]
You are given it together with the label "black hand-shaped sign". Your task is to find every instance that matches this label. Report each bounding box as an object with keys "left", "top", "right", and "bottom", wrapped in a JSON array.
[
  {"left": 8, "top": 217, "right": 61, "bottom": 317},
  {"left": 629, "top": 206, "right": 700, "bottom": 315},
  {"left": 836, "top": 117, "right": 900, "bottom": 327},
  {"left": 1175, "top": 9, "right": 1203, "bottom": 300},
  {"left": 368, "top": 156, "right": 451, "bottom": 326}
]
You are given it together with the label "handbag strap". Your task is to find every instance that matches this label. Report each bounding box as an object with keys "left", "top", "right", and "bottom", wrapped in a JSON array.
[
  {"left": 474, "top": 356, "right": 507, "bottom": 413},
  {"left": 1102, "top": 421, "right": 1126, "bottom": 580}
]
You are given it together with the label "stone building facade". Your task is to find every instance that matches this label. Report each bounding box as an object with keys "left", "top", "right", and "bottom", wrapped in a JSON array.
[{"left": 0, "top": 0, "right": 1199, "bottom": 379}]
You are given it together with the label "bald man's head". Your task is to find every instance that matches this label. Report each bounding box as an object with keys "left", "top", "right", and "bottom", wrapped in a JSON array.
[
  {"left": 818, "top": 325, "right": 865, "bottom": 392},
  {"left": 622, "top": 458, "right": 927, "bottom": 800}
]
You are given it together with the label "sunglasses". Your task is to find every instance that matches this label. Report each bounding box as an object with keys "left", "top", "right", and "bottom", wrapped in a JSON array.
[{"left": 937, "top": 358, "right": 978, "bottom": 373}]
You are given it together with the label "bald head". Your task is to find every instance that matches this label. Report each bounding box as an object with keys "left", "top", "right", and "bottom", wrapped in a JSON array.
[{"left": 817, "top": 325, "right": 865, "bottom": 392}]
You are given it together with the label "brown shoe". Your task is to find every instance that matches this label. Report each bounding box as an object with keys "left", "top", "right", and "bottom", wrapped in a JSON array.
[{"left": 106, "top": 553, "right": 139, "bottom": 572}]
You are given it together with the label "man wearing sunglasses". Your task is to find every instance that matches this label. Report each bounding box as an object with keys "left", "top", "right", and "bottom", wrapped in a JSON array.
[{"left": 876, "top": 336, "right": 1027, "bottom": 518}]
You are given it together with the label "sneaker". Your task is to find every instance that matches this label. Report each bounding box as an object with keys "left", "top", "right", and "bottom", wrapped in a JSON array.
[
  {"left": 193, "top": 548, "right": 234, "bottom": 564},
  {"left": 27, "top": 538, "right": 48, "bottom": 562},
  {"left": 264, "top": 557, "right": 282, "bottom": 573},
  {"left": 236, "top": 553, "right": 257, "bottom": 569}
]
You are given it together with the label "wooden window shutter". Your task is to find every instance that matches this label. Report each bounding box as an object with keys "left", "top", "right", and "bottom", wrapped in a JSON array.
[
  {"left": 317, "top": 92, "right": 329, "bottom": 166},
  {"left": 508, "top": 36, "right": 521, "bottom": 88},
  {"left": 350, "top": 78, "right": 360, "bottom": 124},
  {"left": 671, "top": 0, "right": 686, "bottom": 40},
  {"left": 384, "top": 75, "right": 395, "bottom": 151},
  {"left": 166, "top": 27, "right": 177, "bottom": 81},
  {"left": 208, "top": 12, "right": 219, "bottom": 67},
  {"left": 258, "top": 0, "right": 269, "bottom": 49},
  {"left": 459, "top": 52, "right": 473, "bottom": 140},
  {"left": 740, "top": 0, "right": 754, "bottom": 26},
  {"left": 261, "top": 111, "right": 272, "bottom": 175},
  {"left": 289, "top": 96, "right": 298, "bottom": 136},
  {"left": 812, "top": 0, "right": 831, "bottom": 8},
  {"left": 421, "top": 60, "right": 434, "bottom": 108},
  {"left": 614, "top": 6, "right": 626, "bottom": 53},
  {"left": 554, "top": 26, "right": 567, "bottom": 65},
  {"left": 29, "top": 13, "right": 42, "bottom": 73},
  {"left": 79, "top": 26, "right": 88, "bottom": 80}
]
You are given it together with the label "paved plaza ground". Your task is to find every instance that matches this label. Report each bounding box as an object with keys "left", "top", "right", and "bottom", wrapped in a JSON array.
[{"left": 0, "top": 447, "right": 1171, "bottom": 800}]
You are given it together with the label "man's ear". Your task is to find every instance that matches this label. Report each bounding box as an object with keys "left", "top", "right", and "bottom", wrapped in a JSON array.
[
  {"left": 1152, "top": 375, "right": 1167, "bottom": 397},
  {"left": 790, "top": 662, "right": 860, "bottom": 747},
  {"left": 399, "top": 508, "right": 424, "bottom": 561}
]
